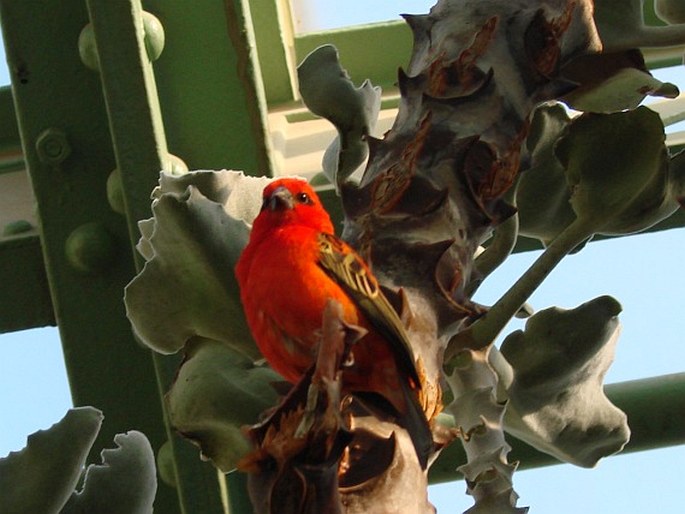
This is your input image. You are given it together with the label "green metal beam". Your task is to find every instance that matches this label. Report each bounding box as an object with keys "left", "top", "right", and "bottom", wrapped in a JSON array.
[
  {"left": 84, "top": 0, "right": 233, "bottom": 512},
  {"left": 0, "top": 86, "right": 23, "bottom": 173},
  {"left": 86, "top": 0, "right": 271, "bottom": 512},
  {"left": 249, "top": 0, "right": 298, "bottom": 105},
  {"left": 0, "top": 233, "right": 54, "bottom": 332},
  {"left": 0, "top": 83, "right": 49, "bottom": 333},
  {"left": 0, "top": 87, "right": 18, "bottom": 148},
  {"left": 142, "top": 0, "right": 273, "bottom": 175},
  {"left": 428, "top": 373, "right": 685, "bottom": 483},
  {"left": 0, "top": 1, "right": 274, "bottom": 506},
  {"left": 0, "top": 0, "right": 179, "bottom": 511}
]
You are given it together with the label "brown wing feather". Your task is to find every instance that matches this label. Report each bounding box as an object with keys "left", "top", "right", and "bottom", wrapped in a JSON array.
[{"left": 317, "top": 233, "right": 421, "bottom": 387}]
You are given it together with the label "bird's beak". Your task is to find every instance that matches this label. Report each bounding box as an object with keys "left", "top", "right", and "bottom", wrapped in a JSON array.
[{"left": 266, "top": 186, "right": 294, "bottom": 211}]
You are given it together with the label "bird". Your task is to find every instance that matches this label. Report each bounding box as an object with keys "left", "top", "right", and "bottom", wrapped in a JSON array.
[{"left": 235, "top": 177, "right": 432, "bottom": 468}]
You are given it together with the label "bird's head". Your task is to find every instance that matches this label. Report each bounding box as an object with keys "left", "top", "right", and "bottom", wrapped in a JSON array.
[{"left": 250, "top": 178, "right": 334, "bottom": 238}]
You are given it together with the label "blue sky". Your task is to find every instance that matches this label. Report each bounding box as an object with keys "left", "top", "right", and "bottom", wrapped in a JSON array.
[{"left": 2, "top": 3, "right": 685, "bottom": 512}]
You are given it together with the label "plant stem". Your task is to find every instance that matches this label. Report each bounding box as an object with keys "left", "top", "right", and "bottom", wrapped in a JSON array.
[
  {"left": 470, "top": 211, "right": 519, "bottom": 294},
  {"left": 448, "top": 217, "right": 596, "bottom": 358},
  {"left": 469, "top": 185, "right": 520, "bottom": 296}
]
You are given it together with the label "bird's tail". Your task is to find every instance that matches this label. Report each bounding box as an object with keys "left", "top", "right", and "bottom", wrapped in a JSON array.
[{"left": 354, "top": 379, "right": 434, "bottom": 469}]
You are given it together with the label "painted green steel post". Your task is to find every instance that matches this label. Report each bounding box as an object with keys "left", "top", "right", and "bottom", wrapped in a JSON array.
[
  {"left": 248, "top": 0, "right": 299, "bottom": 104},
  {"left": 83, "top": 0, "right": 174, "bottom": 243},
  {"left": 0, "top": 233, "right": 54, "bottom": 332},
  {"left": 0, "top": 87, "right": 55, "bottom": 333},
  {"left": 84, "top": 0, "right": 230, "bottom": 512},
  {"left": 141, "top": 0, "right": 274, "bottom": 175},
  {"left": 0, "top": 0, "right": 179, "bottom": 511},
  {"left": 226, "top": 472, "right": 255, "bottom": 514},
  {"left": 428, "top": 373, "right": 685, "bottom": 483},
  {"left": 87, "top": 0, "right": 273, "bottom": 512},
  {"left": 606, "top": 372, "right": 685, "bottom": 452}
]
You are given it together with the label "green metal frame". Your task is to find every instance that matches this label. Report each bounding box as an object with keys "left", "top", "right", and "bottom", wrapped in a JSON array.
[
  {"left": 429, "top": 372, "right": 685, "bottom": 483},
  {"left": 0, "top": 1, "right": 683, "bottom": 513},
  {"left": 0, "top": 0, "right": 270, "bottom": 511}
]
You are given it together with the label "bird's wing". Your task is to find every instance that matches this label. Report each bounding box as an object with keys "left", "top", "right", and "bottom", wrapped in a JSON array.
[{"left": 316, "top": 232, "right": 420, "bottom": 387}]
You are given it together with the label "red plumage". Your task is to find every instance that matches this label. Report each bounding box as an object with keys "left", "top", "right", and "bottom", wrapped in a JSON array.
[{"left": 235, "top": 178, "right": 431, "bottom": 467}]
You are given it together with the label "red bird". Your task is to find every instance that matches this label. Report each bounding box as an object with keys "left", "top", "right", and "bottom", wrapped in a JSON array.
[{"left": 235, "top": 177, "right": 431, "bottom": 467}]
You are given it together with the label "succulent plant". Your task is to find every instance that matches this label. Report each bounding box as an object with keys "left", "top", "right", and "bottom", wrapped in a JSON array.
[{"left": 120, "top": 1, "right": 685, "bottom": 512}]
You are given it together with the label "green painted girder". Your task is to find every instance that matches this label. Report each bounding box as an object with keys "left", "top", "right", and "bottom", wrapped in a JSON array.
[
  {"left": 0, "top": 86, "right": 52, "bottom": 333},
  {"left": 0, "top": 0, "right": 272, "bottom": 507},
  {"left": 0, "top": 0, "right": 180, "bottom": 511},
  {"left": 84, "top": 0, "right": 270, "bottom": 512},
  {"left": 429, "top": 372, "right": 685, "bottom": 483},
  {"left": 0, "top": 233, "right": 54, "bottom": 333},
  {"left": 249, "top": 0, "right": 298, "bottom": 105},
  {"left": 143, "top": 0, "right": 273, "bottom": 174},
  {"left": 0, "top": 86, "right": 22, "bottom": 171},
  {"left": 83, "top": 0, "right": 229, "bottom": 511}
]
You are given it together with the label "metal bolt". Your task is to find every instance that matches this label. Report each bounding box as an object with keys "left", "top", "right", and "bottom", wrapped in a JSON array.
[
  {"left": 79, "top": 12, "right": 165, "bottom": 70},
  {"left": 35, "top": 128, "right": 71, "bottom": 165},
  {"left": 142, "top": 11, "right": 165, "bottom": 62},
  {"left": 78, "top": 23, "right": 99, "bottom": 71},
  {"left": 65, "top": 222, "right": 118, "bottom": 274},
  {"left": 163, "top": 153, "right": 189, "bottom": 175},
  {"left": 106, "top": 168, "right": 126, "bottom": 215}
]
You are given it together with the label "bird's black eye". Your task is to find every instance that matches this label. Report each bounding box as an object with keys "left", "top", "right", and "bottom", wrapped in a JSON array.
[{"left": 296, "top": 192, "right": 313, "bottom": 205}]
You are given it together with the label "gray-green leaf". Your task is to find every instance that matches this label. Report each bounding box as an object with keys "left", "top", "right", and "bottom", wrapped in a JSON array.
[
  {"left": 499, "top": 296, "right": 630, "bottom": 467},
  {"left": 61, "top": 431, "right": 156, "bottom": 514},
  {"left": 0, "top": 407, "right": 103, "bottom": 514},
  {"left": 165, "top": 338, "right": 281, "bottom": 472},
  {"left": 125, "top": 170, "right": 272, "bottom": 359},
  {"left": 298, "top": 45, "right": 381, "bottom": 188}
]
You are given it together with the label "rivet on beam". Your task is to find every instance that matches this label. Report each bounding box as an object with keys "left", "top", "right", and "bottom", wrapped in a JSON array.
[
  {"left": 163, "top": 153, "right": 189, "bottom": 175},
  {"left": 141, "top": 11, "right": 165, "bottom": 62},
  {"left": 78, "top": 23, "right": 100, "bottom": 71},
  {"left": 78, "top": 11, "right": 165, "bottom": 72},
  {"left": 35, "top": 128, "right": 71, "bottom": 166},
  {"left": 106, "top": 168, "right": 126, "bottom": 215},
  {"left": 65, "top": 222, "right": 118, "bottom": 274},
  {"left": 107, "top": 152, "right": 188, "bottom": 216}
]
